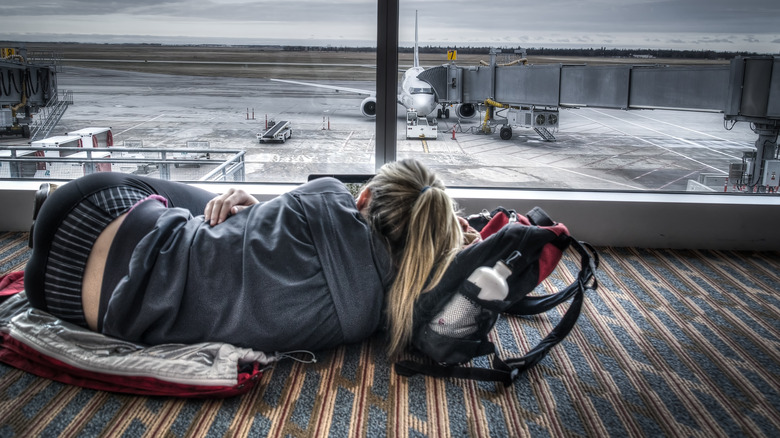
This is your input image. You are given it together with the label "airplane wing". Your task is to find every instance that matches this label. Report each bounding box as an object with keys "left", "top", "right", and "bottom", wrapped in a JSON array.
[{"left": 269, "top": 78, "right": 375, "bottom": 96}]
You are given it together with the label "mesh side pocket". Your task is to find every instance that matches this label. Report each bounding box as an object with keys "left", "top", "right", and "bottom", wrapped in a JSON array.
[
  {"left": 428, "top": 293, "right": 482, "bottom": 338},
  {"left": 415, "top": 281, "right": 508, "bottom": 365}
]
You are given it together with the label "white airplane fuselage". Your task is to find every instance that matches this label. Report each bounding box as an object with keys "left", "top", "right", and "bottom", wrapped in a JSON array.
[
  {"left": 270, "top": 11, "right": 458, "bottom": 120},
  {"left": 399, "top": 66, "right": 437, "bottom": 117}
]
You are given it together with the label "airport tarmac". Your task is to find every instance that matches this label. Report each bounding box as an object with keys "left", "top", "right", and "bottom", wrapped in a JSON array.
[{"left": 4, "top": 65, "right": 760, "bottom": 190}]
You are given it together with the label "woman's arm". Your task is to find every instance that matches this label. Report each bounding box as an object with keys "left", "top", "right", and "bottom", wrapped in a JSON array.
[{"left": 203, "top": 188, "right": 260, "bottom": 226}]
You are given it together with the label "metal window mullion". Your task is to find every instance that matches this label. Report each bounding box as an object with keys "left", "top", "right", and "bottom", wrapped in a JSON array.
[{"left": 375, "top": 0, "right": 399, "bottom": 171}]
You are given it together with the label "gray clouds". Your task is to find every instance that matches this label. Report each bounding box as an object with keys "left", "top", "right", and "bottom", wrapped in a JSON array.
[
  {"left": 2, "top": 0, "right": 377, "bottom": 22},
  {"left": 1, "top": 0, "right": 778, "bottom": 52},
  {"left": 406, "top": 0, "right": 778, "bottom": 33}
]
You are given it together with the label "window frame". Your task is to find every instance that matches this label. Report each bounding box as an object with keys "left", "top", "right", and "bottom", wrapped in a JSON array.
[
  {"left": 1, "top": 0, "right": 778, "bottom": 251},
  {"left": 375, "top": 0, "right": 400, "bottom": 171}
]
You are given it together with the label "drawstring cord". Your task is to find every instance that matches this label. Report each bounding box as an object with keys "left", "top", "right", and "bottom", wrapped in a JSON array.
[{"left": 276, "top": 350, "right": 317, "bottom": 364}]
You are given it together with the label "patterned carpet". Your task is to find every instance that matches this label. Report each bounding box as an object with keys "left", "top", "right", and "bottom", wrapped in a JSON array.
[{"left": 1, "top": 230, "right": 779, "bottom": 437}]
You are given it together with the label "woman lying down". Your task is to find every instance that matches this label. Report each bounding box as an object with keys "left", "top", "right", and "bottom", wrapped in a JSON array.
[{"left": 25, "top": 159, "right": 469, "bottom": 359}]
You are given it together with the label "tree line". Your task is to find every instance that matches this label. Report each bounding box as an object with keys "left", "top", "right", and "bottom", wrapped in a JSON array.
[{"left": 285, "top": 44, "right": 763, "bottom": 60}]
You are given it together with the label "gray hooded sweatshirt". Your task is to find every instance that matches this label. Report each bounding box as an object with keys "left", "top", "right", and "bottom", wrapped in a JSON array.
[{"left": 101, "top": 178, "right": 393, "bottom": 353}]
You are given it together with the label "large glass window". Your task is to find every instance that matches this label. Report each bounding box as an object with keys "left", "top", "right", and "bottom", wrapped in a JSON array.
[
  {"left": 1, "top": 1, "right": 379, "bottom": 183},
  {"left": 394, "top": 1, "right": 777, "bottom": 192},
  {"left": 1, "top": 1, "right": 777, "bottom": 194}
]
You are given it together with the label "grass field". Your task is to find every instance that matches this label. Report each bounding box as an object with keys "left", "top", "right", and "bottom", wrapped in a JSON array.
[{"left": 11, "top": 42, "right": 731, "bottom": 80}]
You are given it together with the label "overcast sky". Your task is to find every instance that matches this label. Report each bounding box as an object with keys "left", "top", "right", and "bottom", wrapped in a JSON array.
[{"left": 1, "top": 0, "right": 778, "bottom": 53}]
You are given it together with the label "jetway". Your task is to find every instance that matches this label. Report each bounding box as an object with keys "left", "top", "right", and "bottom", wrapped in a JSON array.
[
  {"left": 419, "top": 55, "right": 780, "bottom": 192},
  {"left": 1, "top": 47, "right": 66, "bottom": 139}
]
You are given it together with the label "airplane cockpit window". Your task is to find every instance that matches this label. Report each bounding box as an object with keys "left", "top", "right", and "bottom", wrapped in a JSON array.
[{"left": 410, "top": 87, "right": 433, "bottom": 95}]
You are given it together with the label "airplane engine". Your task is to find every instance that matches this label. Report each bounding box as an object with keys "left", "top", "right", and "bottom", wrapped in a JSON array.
[
  {"left": 455, "top": 103, "right": 477, "bottom": 119},
  {"left": 361, "top": 97, "right": 377, "bottom": 118}
]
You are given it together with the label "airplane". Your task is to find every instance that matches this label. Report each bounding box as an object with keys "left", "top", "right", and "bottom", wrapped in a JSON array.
[{"left": 270, "top": 11, "right": 477, "bottom": 120}]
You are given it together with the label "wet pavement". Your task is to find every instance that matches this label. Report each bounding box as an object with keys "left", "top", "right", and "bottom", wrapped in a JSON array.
[{"left": 4, "top": 66, "right": 759, "bottom": 191}]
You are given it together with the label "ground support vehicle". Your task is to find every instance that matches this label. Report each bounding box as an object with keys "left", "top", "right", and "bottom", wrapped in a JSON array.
[{"left": 258, "top": 121, "right": 292, "bottom": 143}]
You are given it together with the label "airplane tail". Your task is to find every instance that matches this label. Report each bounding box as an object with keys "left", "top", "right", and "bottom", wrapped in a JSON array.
[{"left": 414, "top": 10, "right": 419, "bottom": 68}]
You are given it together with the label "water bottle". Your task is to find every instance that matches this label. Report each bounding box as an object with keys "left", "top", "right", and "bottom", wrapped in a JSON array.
[
  {"left": 470, "top": 260, "right": 511, "bottom": 301},
  {"left": 429, "top": 252, "right": 518, "bottom": 337}
]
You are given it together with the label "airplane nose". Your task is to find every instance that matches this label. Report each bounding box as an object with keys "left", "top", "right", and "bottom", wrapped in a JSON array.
[{"left": 414, "top": 95, "right": 436, "bottom": 116}]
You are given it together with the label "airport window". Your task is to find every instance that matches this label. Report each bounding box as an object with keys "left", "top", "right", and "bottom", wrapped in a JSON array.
[
  {"left": 0, "top": 0, "right": 777, "bottom": 195},
  {"left": 393, "top": 1, "right": 778, "bottom": 193},
  {"left": 1, "top": 2, "right": 380, "bottom": 183}
]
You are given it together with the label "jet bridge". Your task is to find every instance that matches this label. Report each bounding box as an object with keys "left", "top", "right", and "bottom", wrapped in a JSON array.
[
  {"left": 1, "top": 47, "right": 67, "bottom": 140},
  {"left": 418, "top": 55, "right": 780, "bottom": 192}
]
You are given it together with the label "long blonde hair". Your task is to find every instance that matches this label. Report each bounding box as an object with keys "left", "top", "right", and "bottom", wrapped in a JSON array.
[{"left": 364, "top": 159, "right": 462, "bottom": 358}]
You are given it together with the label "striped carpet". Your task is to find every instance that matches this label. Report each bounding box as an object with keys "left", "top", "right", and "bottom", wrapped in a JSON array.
[{"left": 1, "top": 230, "right": 779, "bottom": 437}]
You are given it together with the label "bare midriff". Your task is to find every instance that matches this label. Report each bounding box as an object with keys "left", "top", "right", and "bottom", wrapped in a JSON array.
[{"left": 82, "top": 212, "right": 128, "bottom": 331}]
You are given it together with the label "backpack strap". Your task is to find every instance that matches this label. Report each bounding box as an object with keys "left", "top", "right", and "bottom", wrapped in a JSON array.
[
  {"left": 526, "top": 206, "right": 555, "bottom": 227},
  {"left": 395, "top": 239, "right": 599, "bottom": 386},
  {"left": 395, "top": 342, "right": 518, "bottom": 385},
  {"left": 506, "top": 238, "right": 598, "bottom": 315},
  {"left": 396, "top": 283, "right": 585, "bottom": 386},
  {"left": 500, "top": 240, "right": 598, "bottom": 375}
]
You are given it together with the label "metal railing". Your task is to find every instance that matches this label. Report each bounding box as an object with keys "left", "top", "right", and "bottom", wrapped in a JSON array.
[
  {"left": 0, "top": 146, "right": 245, "bottom": 182},
  {"left": 29, "top": 91, "right": 73, "bottom": 141},
  {"left": 27, "top": 50, "right": 64, "bottom": 73},
  {"left": 200, "top": 152, "right": 246, "bottom": 182}
]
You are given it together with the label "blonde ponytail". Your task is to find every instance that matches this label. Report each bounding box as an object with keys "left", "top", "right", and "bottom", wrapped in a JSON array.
[{"left": 364, "top": 160, "right": 462, "bottom": 358}]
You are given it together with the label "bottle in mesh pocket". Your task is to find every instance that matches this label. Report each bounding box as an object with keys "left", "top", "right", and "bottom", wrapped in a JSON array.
[{"left": 429, "top": 293, "right": 482, "bottom": 337}]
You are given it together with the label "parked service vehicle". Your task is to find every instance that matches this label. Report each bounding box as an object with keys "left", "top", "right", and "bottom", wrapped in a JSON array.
[
  {"left": 406, "top": 110, "right": 437, "bottom": 139},
  {"left": 258, "top": 121, "right": 292, "bottom": 143}
]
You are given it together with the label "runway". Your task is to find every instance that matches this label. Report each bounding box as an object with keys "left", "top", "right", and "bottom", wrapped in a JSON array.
[
  {"left": 66, "top": 59, "right": 378, "bottom": 69},
  {"left": 8, "top": 65, "right": 759, "bottom": 190}
]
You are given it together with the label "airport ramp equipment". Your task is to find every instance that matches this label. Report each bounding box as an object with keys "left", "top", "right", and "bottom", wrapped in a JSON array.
[
  {"left": 406, "top": 111, "right": 438, "bottom": 139},
  {"left": 1, "top": 48, "right": 66, "bottom": 139},
  {"left": 258, "top": 121, "right": 292, "bottom": 143},
  {"left": 534, "top": 127, "right": 556, "bottom": 141},
  {"left": 29, "top": 91, "right": 74, "bottom": 141},
  {"left": 419, "top": 55, "right": 780, "bottom": 190}
]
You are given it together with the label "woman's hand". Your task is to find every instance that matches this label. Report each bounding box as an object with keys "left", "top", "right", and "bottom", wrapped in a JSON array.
[
  {"left": 459, "top": 216, "right": 482, "bottom": 247},
  {"left": 204, "top": 188, "right": 259, "bottom": 226}
]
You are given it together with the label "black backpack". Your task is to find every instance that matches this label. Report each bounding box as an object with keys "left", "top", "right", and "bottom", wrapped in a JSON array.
[{"left": 395, "top": 207, "right": 599, "bottom": 386}]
